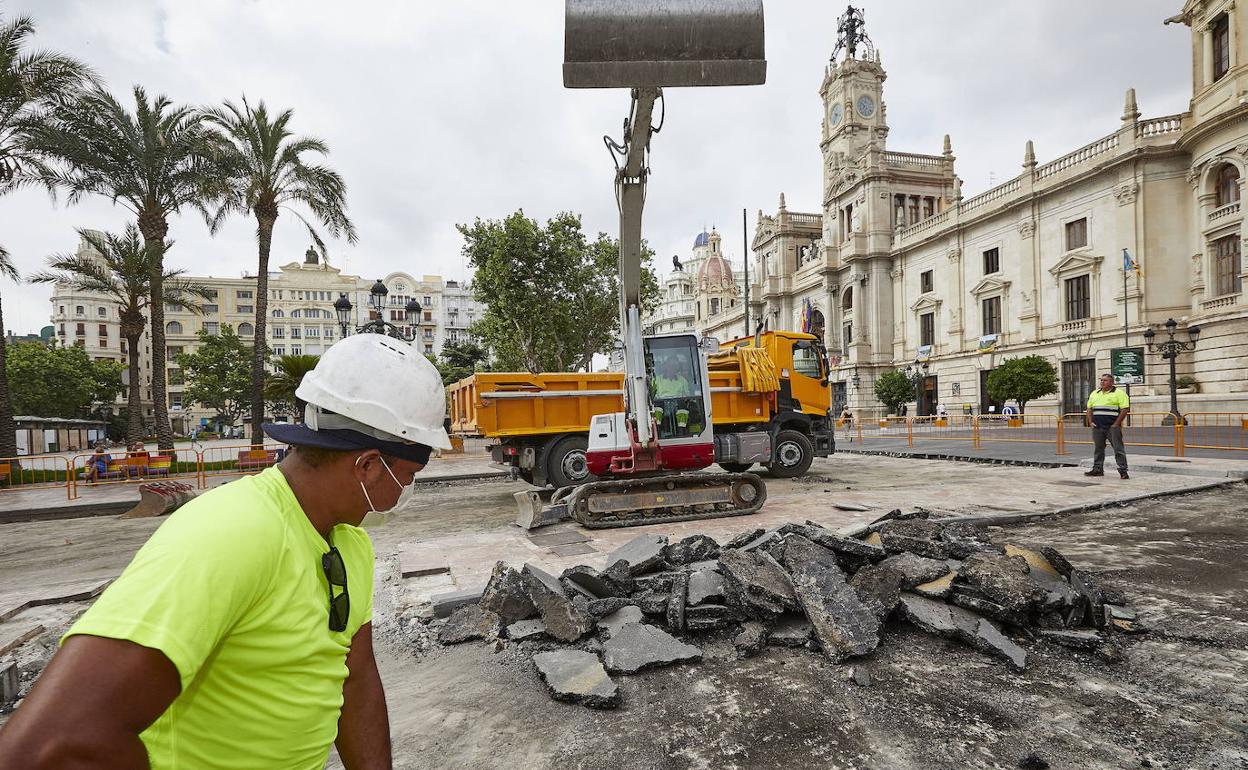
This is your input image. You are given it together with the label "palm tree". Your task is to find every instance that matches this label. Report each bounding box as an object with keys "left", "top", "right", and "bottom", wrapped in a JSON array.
[
  {"left": 23, "top": 85, "right": 229, "bottom": 450},
  {"left": 30, "top": 226, "right": 212, "bottom": 446},
  {"left": 204, "top": 98, "right": 356, "bottom": 446},
  {"left": 0, "top": 14, "right": 96, "bottom": 458},
  {"left": 263, "top": 353, "right": 320, "bottom": 420}
]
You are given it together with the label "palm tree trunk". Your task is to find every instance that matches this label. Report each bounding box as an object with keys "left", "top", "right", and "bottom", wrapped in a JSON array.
[
  {"left": 139, "top": 212, "right": 175, "bottom": 451},
  {"left": 0, "top": 292, "right": 17, "bottom": 459},
  {"left": 251, "top": 213, "right": 275, "bottom": 447},
  {"left": 125, "top": 333, "right": 143, "bottom": 446}
]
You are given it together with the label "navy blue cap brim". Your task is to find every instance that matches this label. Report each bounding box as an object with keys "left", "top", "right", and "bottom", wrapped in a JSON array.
[{"left": 262, "top": 422, "right": 432, "bottom": 465}]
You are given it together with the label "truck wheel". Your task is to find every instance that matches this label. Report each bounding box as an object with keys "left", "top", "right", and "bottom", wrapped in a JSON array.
[
  {"left": 547, "top": 436, "right": 596, "bottom": 488},
  {"left": 766, "top": 429, "right": 813, "bottom": 478},
  {"left": 718, "top": 462, "right": 753, "bottom": 473}
]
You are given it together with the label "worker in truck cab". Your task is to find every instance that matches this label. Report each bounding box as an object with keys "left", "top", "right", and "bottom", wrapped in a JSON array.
[{"left": 0, "top": 334, "right": 451, "bottom": 770}]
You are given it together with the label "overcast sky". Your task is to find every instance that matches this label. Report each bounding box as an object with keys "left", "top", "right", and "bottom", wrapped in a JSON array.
[{"left": 2, "top": 0, "right": 1191, "bottom": 334}]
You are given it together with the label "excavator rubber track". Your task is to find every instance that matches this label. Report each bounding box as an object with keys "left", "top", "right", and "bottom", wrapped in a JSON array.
[{"left": 565, "top": 472, "right": 766, "bottom": 529}]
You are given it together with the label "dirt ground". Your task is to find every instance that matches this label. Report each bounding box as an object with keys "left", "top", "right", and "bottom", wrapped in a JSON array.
[
  {"left": 2, "top": 460, "right": 1246, "bottom": 768},
  {"left": 357, "top": 485, "right": 1248, "bottom": 770}
]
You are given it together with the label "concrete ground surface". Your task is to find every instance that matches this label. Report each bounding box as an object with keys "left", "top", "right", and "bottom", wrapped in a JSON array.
[{"left": 0, "top": 454, "right": 1244, "bottom": 768}]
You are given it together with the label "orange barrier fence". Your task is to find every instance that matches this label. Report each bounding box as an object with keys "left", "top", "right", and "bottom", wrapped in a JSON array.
[
  {"left": 70, "top": 450, "right": 197, "bottom": 492},
  {"left": 0, "top": 454, "right": 76, "bottom": 500},
  {"left": 844, "top": 412, "right": 1248, "bottom": 458},
  {"left": 199, "top": 443, "right": 289, "bottom": 484}
]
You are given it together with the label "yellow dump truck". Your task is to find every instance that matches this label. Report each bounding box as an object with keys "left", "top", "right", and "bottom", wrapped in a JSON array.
[{"left": 448, "top": 331, "right": 835, "bottom": 487}]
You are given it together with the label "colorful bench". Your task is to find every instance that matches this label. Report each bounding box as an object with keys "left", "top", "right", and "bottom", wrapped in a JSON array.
[{"left": 237, "top": 449, "right": 279, "bottom": 471}]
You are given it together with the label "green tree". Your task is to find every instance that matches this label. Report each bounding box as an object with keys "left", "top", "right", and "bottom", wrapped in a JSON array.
[
  {"left": 175, "top": 326, "right": 257, "bottom": 430},
  {"left": 30, "top": 226, "right": 212, "bottom": 445},
  {"left": 204, "top": 99, "right": 356, "bottom": 446},
  {"left": 5, "top": 342, "right": 123, "bottom": 418},
  {"left": 436, "top": 339, "right": 489, "bottom": 385},
  {"left": 0, "top": 14, "right": 96, "bottom": 457},
  {"left": 263, "top": 353, "right": 319, "bottom": 418},
  {"left": 874, "top": 369, "right": 915, "bottom": 416},
  {"left": 986, "top": 355, "right": 1058, "bottom": 414},
  {"left": 24, "top": 85, "right": 230, "bottom": 450},
  {"left": 460, "top": 210, "right": 658, "bottom": 373}
]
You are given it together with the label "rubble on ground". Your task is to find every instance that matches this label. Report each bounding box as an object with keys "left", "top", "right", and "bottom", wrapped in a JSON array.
[{"left": 427, "top": 517, "right": 1144, "bottom": 707}]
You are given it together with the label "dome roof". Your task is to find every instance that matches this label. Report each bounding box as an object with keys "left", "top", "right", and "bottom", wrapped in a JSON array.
[
  {"left": 693, "top": 230, "right": 711, "bottom": 248},
  {"left": 697, "top": 252, "right": 735, "bottom": 291}
]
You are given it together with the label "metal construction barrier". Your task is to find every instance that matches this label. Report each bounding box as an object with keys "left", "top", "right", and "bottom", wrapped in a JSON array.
[
  {"left": 843, "top": 411, "right": 1248, "bottom": 458},
  {"left": 198, "top": 443, "right": 288, "bottom": 485},
  {"left": 0, "top": 454, "right": 76, "bottom": 500},
  {"left": 1182, "top": 412, "right": 1248, "bottom": 452},
  {"left": 70, "top": 449, "right": 198, "bottom": 493},
  {"left": 1061, "top": 412, "right": 1188, "bottom": 457}
]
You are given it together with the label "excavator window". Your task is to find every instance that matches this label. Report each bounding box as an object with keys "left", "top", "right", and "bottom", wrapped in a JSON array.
[{"left": 646, "top": 338, "right": 706, "bottom": 439}]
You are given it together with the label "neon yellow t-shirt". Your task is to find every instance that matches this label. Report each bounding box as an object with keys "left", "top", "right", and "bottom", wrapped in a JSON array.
[{"left": 64, "top": 466, "right": 374, "bottom": 769}]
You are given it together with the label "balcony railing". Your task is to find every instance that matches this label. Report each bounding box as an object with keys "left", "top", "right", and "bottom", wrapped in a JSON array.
[
  {"left": 1208, "top": 201, "right": 1241, "bottom": 224},
  {"left": 1060, "top": 319, "right": 1089, "bottom": 333},
  {"left": 1201, "top": 294, "right": 1238, "bottom": 310},
  {"left": 1035, "top": 133, "right": 1119, "bottom": 180},
  {"left": 1137, "top": 114, "right": 1183, "bottom": 139}
]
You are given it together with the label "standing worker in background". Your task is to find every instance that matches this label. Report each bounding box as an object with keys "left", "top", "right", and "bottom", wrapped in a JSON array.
[
  {"left": 1085, "top": 372, "right": 1130, "bottom": 480},
  {"left": 0, "top": 334, "right": 451, "bottom": 769}
]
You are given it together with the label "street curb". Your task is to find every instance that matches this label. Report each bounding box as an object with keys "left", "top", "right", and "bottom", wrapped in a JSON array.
[
  {"left": 836, "top": 448, "right": 1077, "bottom": 468},
  {"left": 0, "top": 470, "right": 512, "bottom": 525}
]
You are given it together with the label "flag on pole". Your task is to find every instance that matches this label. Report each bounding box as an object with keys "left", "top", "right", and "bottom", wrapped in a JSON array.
[{"left": 1123, "top": 248, "right": 1141, "bottom": 273}]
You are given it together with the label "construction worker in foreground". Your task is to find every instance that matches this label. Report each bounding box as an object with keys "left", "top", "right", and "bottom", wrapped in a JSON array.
[{"left": 0, "top": 334, "right": 450, "bottom": 769}]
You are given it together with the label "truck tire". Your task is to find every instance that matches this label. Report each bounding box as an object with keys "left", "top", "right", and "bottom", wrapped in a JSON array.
[
  {"left": 718, "top": 462, "right": 754, "bottom": 473},
  {"left": 547, "top": 435, "right": 596, "bottom": 488},
  {"left": 766, "top": 429, "right": 814, "bottom": 478}
]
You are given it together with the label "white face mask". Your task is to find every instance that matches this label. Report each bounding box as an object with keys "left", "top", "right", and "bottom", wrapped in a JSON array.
[{"left": 358, "top": 456, "right": 416, "bottom": 528}]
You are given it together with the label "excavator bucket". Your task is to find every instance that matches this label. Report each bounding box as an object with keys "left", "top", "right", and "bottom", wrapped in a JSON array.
[{"left": 564, "top": 0, "right": 766, "bottom": 88}]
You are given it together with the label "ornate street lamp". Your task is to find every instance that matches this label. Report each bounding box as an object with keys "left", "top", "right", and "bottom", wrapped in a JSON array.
[
  {"left": 1143, "top": 318, "right": 1200, "bottom": 426},
  {"left": 335, "top": 282, "right": 421, "bottom": 342},
  {"left": 334, "top": 293, "right": 353, "bottom": 338}
]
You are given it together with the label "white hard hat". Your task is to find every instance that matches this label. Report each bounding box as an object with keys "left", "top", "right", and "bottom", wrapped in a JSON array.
[{"left": 270, "top": 334, "right": 451, "bottom": 452}]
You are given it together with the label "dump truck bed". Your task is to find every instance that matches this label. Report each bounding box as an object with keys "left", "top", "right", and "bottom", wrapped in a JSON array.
[{"left": 449, "top": 369, "right": 770, "bottom": 439}]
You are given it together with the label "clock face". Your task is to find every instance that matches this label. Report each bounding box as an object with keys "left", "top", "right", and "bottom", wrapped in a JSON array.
[
  {"left": 856, "top": 94, "right": 876, "bottom": 118},
  {"left": 829, "top": 103, "right": 843, "bottom": 127}
]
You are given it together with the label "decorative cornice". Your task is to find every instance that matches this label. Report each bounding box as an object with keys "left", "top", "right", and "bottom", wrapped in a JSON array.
[
  {"left": 1048, "top": 251, "right": 1104, "bottom": 280},
  {"left": 969, "top": 275, "right": 1012, "bottom": 297},
  {"left": 909, "top": 294, "right": 942, "bottom": 313}
]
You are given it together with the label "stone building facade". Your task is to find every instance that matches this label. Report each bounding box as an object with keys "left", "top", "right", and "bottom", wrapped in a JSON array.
[
  {"left": 49, "top": 237, "right": 483, "bottom": 433},
  {"left": 717, "top": 1, "right": 1248, "bottom": 418}
]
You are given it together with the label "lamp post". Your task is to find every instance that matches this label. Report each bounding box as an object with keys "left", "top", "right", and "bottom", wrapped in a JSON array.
[
  {"left": 1142, "top": 317, "right": 1200, "bottom": 426},
  {"left": 333, "top": 281, "right": 423, "bottom": 342},
  {"left": 902, "top": 359, "right": 929, "bottom": 413}
]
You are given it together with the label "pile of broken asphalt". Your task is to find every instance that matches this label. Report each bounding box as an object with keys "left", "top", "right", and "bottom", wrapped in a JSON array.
[{"left": 431, "top": 510, "right": 1144, "bottom": 709}]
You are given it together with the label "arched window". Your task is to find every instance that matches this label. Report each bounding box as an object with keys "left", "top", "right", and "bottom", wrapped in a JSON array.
[
  {"left": 291, "top": 309, "right": 302, "bottom": 318},
  {"left": 842, "top": 287, "right": 853, "bottom": 311},
  {"left": 1216, "top": 164, "right": 1241, "bottom": 208},
  {"left": 238, "top": 322, "right": 254, "bottom": 337},
  {"left": 272, "top": 309, "right": 284, "bottom": 318},
  {"left": 165, "top": 321, "right": 183, "bottom": 335}
]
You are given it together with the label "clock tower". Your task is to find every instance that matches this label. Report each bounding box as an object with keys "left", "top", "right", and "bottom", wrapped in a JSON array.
[{"left": 820, "top": 6, "right": 888, "bottom": 202}]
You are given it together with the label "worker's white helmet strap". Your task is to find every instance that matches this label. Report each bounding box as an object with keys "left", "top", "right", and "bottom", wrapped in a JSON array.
[{"left": 304, "top": 403, "right": 411, "bottom": 445}]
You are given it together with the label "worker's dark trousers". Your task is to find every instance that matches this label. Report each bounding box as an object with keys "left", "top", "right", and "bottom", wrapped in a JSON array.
[{"left": 1091, "top": 425, "right": 1128, "bottom": 472}]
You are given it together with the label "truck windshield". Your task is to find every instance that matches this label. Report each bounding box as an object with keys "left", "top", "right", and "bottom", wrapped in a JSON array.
[{"left": 793, "top": 341, "right": 822, "bottom": 379}]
